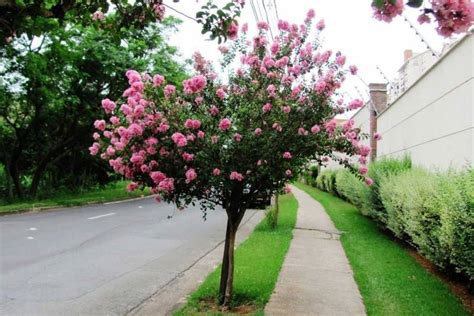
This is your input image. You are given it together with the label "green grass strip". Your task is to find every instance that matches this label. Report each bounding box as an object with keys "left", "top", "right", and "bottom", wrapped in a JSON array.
[
  {"left": 295, "top": 182, "right": 468, "bottom": 316},
  {"left": 0, "top": 181, "right": 151, "bottom": 213},
  {"left": 175, "top": 193, "right": 298, "bottom": 315}
]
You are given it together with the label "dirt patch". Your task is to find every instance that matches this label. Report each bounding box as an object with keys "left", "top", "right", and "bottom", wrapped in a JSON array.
[{"left": 197, "top": 297, "right": 258, "bottom": 314}]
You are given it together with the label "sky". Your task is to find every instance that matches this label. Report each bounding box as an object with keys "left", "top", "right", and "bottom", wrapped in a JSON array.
[{"left": 164, "top": 0, "right": 458, "bottom": 116}]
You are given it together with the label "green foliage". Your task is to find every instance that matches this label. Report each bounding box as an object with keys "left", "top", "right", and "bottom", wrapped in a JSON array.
[
  {"left": 175, "top": 193, "right": 298, "bottom": 314},
  {"left": 296, "top": 183, "right": 469, "bottom": 316},
  {"left": 380, "top": 169, "right": 474, "bottom": 279},
  {"left": 195, "top": 1, "right": 241, "bottom": 43},
  {"left": 308, "top": 157, "right": 473, "bottom": 281},
  {"left": 301, "top": 164, "right": 319, "bottom": 187}
]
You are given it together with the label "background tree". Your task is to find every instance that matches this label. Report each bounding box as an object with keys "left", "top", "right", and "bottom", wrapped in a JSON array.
[
  {"left": 92, "top": 11, "right": 372, "bottom": 307},
  {"left": 0, "top": 0, "right": 243, "bottom": 45},
  {"left": 0, "top": 16, "right": 187, "bottom": 199}
]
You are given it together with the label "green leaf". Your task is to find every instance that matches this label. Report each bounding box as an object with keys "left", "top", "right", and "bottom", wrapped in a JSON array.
[
  {"left": 15, "top": 0, "right": 26, "bottom": 8},
  {"left": 407, "top": 0, "right": 424, "bottom": 8},
  {"left": 373, "top": 0, "right": 385, "bottom": 9}
]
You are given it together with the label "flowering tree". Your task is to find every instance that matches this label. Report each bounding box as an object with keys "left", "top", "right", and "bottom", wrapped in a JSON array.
[
  {"left": 91, "top": 10, "right": 371, "bottom": 307},
  {"left": 372, "top": 0, "right": 473, "bottom": 37}
]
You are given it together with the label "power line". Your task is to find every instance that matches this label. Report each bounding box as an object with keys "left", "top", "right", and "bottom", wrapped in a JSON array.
[
  {"left": 261, "top": 0, "right": 274, "bottom": 39},
  {"left": 273, "top": 0, "right": 279, "bottom": 20},
  {"left": 163, "top": 3, "right": 197, "bottom": 22}
]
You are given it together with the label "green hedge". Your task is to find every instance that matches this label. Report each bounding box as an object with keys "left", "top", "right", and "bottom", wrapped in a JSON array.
[{"left": 313, "top": 160, "right": 474, "bottom": 281}]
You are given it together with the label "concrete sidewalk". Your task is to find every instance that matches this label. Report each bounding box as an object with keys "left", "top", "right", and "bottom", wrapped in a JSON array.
[{"left": 265, "top": 186, "right": 366, "bottom": 316}]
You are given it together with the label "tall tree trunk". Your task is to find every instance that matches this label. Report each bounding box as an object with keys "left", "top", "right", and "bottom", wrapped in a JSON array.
[
  {"left": 8, "top": 162, "right": 23, "bottom": 198},
  {"left": 218, "top": 218, "right": 238, "bottom": 308},
  {"left": 218, "top": 191, "right": 247, "bottom": 308}
]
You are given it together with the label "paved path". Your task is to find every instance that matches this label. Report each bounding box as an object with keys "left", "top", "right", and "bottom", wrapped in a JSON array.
[
  {"left": 0, "top": 196, "right": 261, "bottom": 315},
  {"left": 265, "top": 186, "right": 366, "bottom": 316}
]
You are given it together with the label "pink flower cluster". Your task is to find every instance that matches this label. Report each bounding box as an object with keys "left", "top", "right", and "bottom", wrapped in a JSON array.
[
  {"left": 431, "top": 0, "right": 474, "bottom": 36},
  {"left": 372, "top": 0, "right": 404, "bottom": 22},
  {"left": 183, "top": 75, "right": 207, "bottom": 94}
]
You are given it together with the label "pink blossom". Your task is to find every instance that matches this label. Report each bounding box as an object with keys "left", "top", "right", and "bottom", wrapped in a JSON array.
[
  {"left": 316, "top": 19, "right": 325, "bottom": 30},
  {"left": 335, "top": 55, "right": 346, "bottom": 66},
  {"left": 349, "top": 65, "right": 358, "bottom": 75},
  {"left": 153, "top": 74, "right": 164, "bottom": 87},
  {"left": 374, "top": 133, "right": 382, "bottom": 141},
  {"left": 93, "top": 132, "right": 100, "bottom": 140},
  {"left": 283, "top": 152, "right": 292, "bottom": 159},
  {"left": 195, "top": 96, "right": 203, "bottom": 106},
  {"left": 234, "top": 133, "right": 242, "bottom": 142},
  {"left": 101, "top": 99, "right": 116, "bottom": 113},
  {"left": 171, "top": 132, "right": 187, "bottom": 147},
  {"left": 284, "top": 185, "right": 292, "bottom": 194},
  {"left": 209, "top": 105, "right": 220, "bottom": 116},
  {"left": 185, "top": 169, "right": 197, "bottom": 183},
  {"left": 110, "top": 116, "right": 120, "bottom": 125},
  {"left": 272, "top": 122, "right": 282, "bottom": 132},
  {"left": 306, "top": 9, "right": 316, "bottom": 20},
  {"left": 417, "top": 14, "right": 431, "bottom": 24},
  {"left": 158, "top": 178, "right": 174, "bottom": 193},
  {"left": 365, "top": 177, "right": 374, "bottom": 186},
  {"left": 359, "top": 166, "right": 368, "bottom": 175},
  {"left": 197, "top": 131, "right": 205, "bottom": 139},
  {"left": 282, "top": 106, "right": 291, "bottom": 113},
  {"left": 216, "top": 88, "right": 226, "bottom": 100},
  {"left": 182, "top": 152, "right": 194, "bottom": 161},
  {"left": 241, "top": 23, "right": 249, "bottom": 33},
  {"left": 372, "top": 0, "right": 404, "bottom": 22},
  {"left": 159, "top": 147, "right": 169, "bottom": 157},
  {"left": 92, "top": 11, "right": 105, "bottom": 21},
  {"left": 254, "top": 128, "right": 262, "bottom": 136},
  {"left": 257, "top": 21, "right": 269, "bottom": 30},
  {"left": 130, "top": 152, "right": 144, "bottom": 165},
  {"left": 184, "top": 119, "right": 202, "bottom": 129},
  {"left": 285, "top": 169, "right": 293, "bottom": 177},
  {"left": 298, "top": 127, "right": 308, "bottom": 136},
  {"left": 213, "top": 168, "right": 221, "bottom": 176},
  {"left": 183, "top": 75, "right": 207, "bottom": 94},
  {"left": 219, "top": 118, "right": 232, "bottom": 131},
  {"left": 229, "top": 171, "right": 244, "bottom": 181},
  {"left": 157, "top": 123, "right": 169, "bottom": 133},
  {"left": 277, "top": 19, "right": 290, "bottom": 31},
  {"left": 314, "top": 80, "right": 326, "bottom": 94},
  {"left": 89, "top": 143, "right": 100, "bottom": 155},
  {"left": 311, "top": 124, "right": 320, "bottom": 134},
  {"left": 127, "top": 182, "right": 139, "bottom": 192},
  {"left": 348, "top": 99, "right": 364, "bottom": 110},
  {"left": 164, "top": 85, "right": 176, "bottom": 98},
  {"left": 106, "top": 146, "right": 116, "bottom": 156},
  {"left": 431, "top": 0, "right": 474, "bottom": 37},
  {"left": 359, "top": 156, "right": 367, "bottom": 165},
  {"left": 120, "top": 104, "right": 132, "bottom": 115},
  {"left": 94, "top": 120, "right": 106, "bottom": 131},
  {"left": 324, "top": 119, "right": 337, "bottom": 134},
  {"left": 262, "top": 103, "right": 272, "bottom": 113},
  {"left": 227, "top": 22, "right": 239, "bottom": 40},
  {"left": 218, "top": 45, "right": 229, "bottom": 54},
  {"left": 270, "top": 42, "right": 280, "bottom": 55}
]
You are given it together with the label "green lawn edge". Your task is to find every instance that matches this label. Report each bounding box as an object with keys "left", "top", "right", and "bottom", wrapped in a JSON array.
[
  {"left": 174, "top": 193, "right": 298, "bottom": 316},
  {"left": 295, "top": 182, "right": 468, "bottom": 316},
  {"left": 0, "top": 181, "right": 152, "bottom": 214}
]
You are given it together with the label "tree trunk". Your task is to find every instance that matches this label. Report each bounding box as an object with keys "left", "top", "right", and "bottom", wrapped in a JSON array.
[
  {"left": 218, "top": 191, "right": 247, "bottom": 308},
  {"left": 8, "top": 162, "right": 23, "bottom": 198},
  {"left": 218, "top": 219, "right": 238, "bottom": 308}
]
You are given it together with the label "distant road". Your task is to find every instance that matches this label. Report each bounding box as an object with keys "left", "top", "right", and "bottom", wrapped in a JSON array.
[{"left": 0, "top": 197, "right": 256, "bottom": 315}]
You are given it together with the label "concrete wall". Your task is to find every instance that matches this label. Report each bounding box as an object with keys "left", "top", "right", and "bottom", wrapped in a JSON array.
[
  {"left": 351, "top": 103, "right": 370, "bottom": 147},
  {"left": 376, "top": 34, "right": 474, "bottom": 170}
]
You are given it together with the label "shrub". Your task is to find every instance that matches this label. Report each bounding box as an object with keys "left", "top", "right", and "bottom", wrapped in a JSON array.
[
  {"left": 380, "top": 168, "right": 474, "bottom": 280},
  {"left": 316, "top": 170, "right": 338, "bottom": 194},
  {"left": 334, "top": 169, "right": 368, "bottom": 211},
  {"left": 301, "top": 164, "right": 319, "bottom": 187}
]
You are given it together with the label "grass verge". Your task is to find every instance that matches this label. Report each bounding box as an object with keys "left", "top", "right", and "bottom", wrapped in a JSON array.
[
  {"left": 295, "top": 182, "right": 468, "bottom": 316},
  {"left": 174, "top": 193, "right": 298, "bottom": 315},
  {"left": 0, "top": 181, "right": 151, "bottom": 214}
]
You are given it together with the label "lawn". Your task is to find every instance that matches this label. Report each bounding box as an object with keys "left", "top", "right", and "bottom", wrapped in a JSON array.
[
  {"left": 174, "top": 193, "right": 298, "bottom": 315},
  {"left": 0, "top": 181, "right": 151, "bottom": 214},
  {"left": 295, "top": 182, "right": 469, "bottom": 316}
]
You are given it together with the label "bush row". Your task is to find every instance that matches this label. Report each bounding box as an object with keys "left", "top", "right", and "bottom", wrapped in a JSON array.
[{"left": 312, "top": 158, "right": 473, "bottom": 281}]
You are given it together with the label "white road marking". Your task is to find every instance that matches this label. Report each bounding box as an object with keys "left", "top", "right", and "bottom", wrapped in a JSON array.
[
  {"left": 29, "top": 227, "right": 37, "bottom": 231},
  {"left": 87, "top": 212, "right": 116, "bottom": 220},
  {"left": 27, "top": 236, "right": 34, "bottom": 240}
]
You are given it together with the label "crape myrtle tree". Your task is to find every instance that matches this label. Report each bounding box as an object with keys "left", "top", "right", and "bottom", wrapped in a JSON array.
[{"left": 91, "top": 10, "right": 372, "bottom": 307}]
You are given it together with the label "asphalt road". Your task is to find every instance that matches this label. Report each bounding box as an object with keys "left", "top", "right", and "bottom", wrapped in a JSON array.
[{"left": 0, "top": 197, "right": 257, "bottom": 315}]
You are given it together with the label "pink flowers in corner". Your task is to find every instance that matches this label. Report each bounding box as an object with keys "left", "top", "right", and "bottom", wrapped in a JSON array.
[
  {"left": 92, "top": 11, "right": 105, "bottom": 21},
  {"left": 430, "top": 0, "right": 474, "bottom": 37},
  {"left": 101, "top": 99, "right": 116, "bottom": 113},
  {"left": 171, "top": 132, "right": 187, "bottom": 147},
  {"left": 372, "top": 0, "right": 404, "bottom": 22},
  {"left": 183, "top": 75, "right": 207, "bottom": 95},
  {"left": 230, "top": 171, "right": 244, "bottom": 181},
  {"left": 219, "top": 118, "right": 232, "bottom": 131}
]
